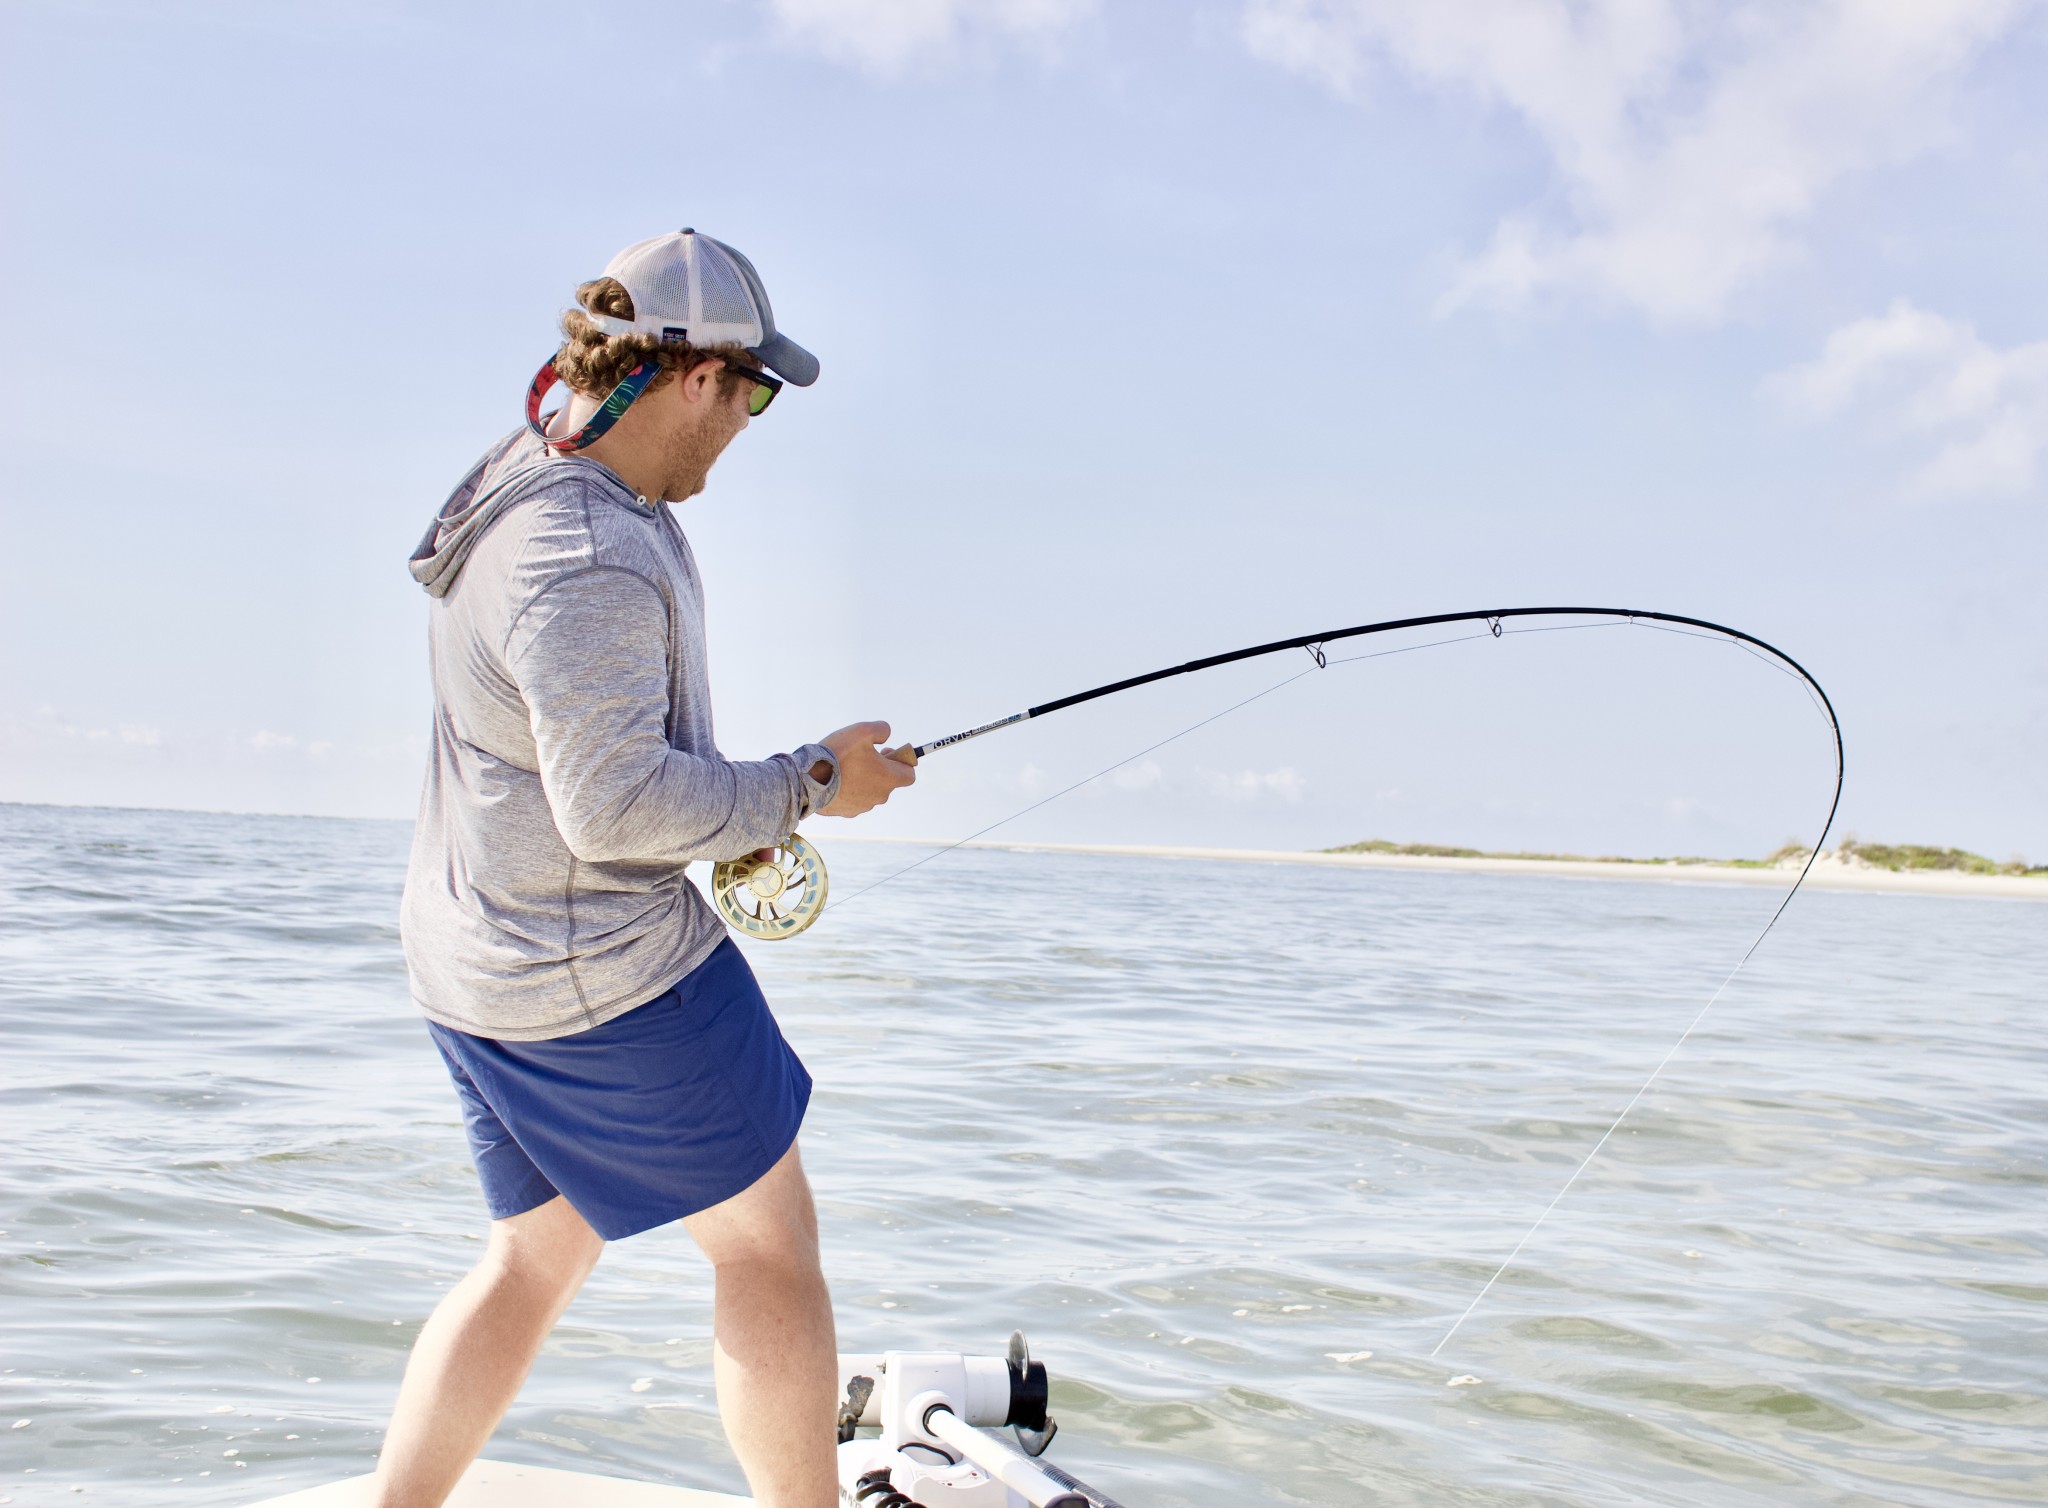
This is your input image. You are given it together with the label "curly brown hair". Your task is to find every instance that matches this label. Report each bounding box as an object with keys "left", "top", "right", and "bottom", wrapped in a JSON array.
[{"left": 554, "top": 277, "right": 757, "bottom": 397}]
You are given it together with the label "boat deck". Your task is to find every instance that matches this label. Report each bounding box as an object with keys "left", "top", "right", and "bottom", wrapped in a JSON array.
[{"left": 248, "top": 1457, "right": 749, "bottom": 1506}]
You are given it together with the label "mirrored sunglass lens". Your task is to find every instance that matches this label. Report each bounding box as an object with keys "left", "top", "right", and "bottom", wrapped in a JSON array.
[{"left": 749, "top": 383, "right": 774, "bottom": 415}]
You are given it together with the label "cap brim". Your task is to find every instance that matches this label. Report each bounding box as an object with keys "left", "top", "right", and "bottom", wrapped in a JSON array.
[{"left": 749, "top": 332, "right": 819, "bottom": 387}]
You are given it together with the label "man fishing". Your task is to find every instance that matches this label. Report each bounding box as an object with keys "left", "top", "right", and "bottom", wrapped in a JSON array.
[{"left": 382, "top": 229, "right": 913, "bottom": 1508}]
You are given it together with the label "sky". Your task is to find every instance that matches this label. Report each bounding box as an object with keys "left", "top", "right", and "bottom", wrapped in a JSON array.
[{"left": 2, "top": 0, "right": 2044, "bottom": 863}]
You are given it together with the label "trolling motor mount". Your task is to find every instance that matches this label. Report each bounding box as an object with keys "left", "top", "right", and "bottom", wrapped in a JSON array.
[{"left": 834, "top": 1333, "right": 1117, "bottom": 1508}]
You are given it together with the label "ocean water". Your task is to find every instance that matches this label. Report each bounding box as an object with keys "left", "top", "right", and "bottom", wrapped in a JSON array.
[{"left": 3, "top": 801, "right": 2045, "bottom": 1508}]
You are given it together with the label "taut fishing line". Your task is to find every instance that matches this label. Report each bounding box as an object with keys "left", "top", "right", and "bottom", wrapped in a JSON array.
[{"left": 710, "top": 606, "right": 1844, "bottom": 1356}]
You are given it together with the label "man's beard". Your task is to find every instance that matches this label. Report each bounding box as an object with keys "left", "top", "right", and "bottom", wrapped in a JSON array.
[{"left": 659, "top": 400, "right": 740, "bottom": 501}]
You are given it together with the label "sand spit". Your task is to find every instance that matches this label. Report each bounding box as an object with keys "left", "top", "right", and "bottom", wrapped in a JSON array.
[{"left": 835, "top": 836, "right": 2048, "bottom": 901}]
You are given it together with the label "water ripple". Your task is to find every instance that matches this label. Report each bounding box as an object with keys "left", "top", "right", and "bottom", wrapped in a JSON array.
[{"left": 3, "top": 803, "right": 2045, "bottom": 1506}]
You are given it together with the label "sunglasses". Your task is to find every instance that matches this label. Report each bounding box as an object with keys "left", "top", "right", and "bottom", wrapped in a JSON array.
[{"left": 720, "top": 360, "right": 783, "bottom": 416}]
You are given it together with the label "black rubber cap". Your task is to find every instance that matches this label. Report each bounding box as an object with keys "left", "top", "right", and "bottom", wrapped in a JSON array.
[{"left": 1006, "top": 1358, "right": 1050, "bottom": 1431}]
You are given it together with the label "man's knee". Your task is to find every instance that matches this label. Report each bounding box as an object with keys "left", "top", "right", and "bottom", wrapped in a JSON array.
[
  {"left": 484, "top": 1196, "right": 604, "bottom": 1295},
  {"left": 699, "top": 1194, "right": 821, "bottom": 1278},
  {"left": 708, "top": 1228, "right": 824, "bottom": 1286},
  {"left": 687, "top": 1150, "right": 823, "bottom": 1273}
]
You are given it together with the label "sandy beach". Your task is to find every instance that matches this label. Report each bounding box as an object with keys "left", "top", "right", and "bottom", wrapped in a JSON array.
[{"left": 838, "top": 835, "right": 2048, "bottom": 901}]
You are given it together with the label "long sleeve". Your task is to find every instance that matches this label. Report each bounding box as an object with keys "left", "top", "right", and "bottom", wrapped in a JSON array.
[{"left": 507, "top": 566, "right": 811, "bottom": 864}]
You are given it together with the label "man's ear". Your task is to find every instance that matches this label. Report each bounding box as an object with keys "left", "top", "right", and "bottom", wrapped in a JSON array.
[{"left": 677, "top": 358, "right": 724, "bottom": 406}]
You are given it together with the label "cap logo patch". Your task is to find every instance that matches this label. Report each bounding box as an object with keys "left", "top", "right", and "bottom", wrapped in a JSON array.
[{"left": 660, "top": 326, "right": 689, "bottom": 343}]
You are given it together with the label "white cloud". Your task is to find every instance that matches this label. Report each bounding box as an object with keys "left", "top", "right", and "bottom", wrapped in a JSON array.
[
  {"left": 767, "top": 0, "right": 1094, "bottom": 74},
  {"left": 1067, "top": 760, "right": 1304, "bottom": 802},
  {"left": 1241, "top": 0, "right": 2024, "bottom": 325},
  {"left": 6, "top": 709, "right": 165, "bottom": 749},
  {"left": 1089, "top": 759, "right": 1165, "bottom": 796},
  {"left": 1200, "top": 766, "right": 1308, "bottom": 803},
  {"left": 1764, "top": 299, "right": 2048, "bottom": 498}
]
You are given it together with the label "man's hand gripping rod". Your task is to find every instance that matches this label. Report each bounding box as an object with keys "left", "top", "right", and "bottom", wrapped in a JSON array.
[{"left": 710, "top": 740, "right": 918, "bottom": 940}]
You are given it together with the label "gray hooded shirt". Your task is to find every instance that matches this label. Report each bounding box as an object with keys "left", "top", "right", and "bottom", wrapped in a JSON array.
[{"left": 400, "top": 429, "right": 838, "bottom": 1040}]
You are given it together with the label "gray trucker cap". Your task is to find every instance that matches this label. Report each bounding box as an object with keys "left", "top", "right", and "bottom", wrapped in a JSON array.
[{"left": 581, "top": 229, "right": 819, "bottom": 386}]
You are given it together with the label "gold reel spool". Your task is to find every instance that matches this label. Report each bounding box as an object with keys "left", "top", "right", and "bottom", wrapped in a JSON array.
[{"left": 711, "top": 835, "right": 829, "bottom": 940}]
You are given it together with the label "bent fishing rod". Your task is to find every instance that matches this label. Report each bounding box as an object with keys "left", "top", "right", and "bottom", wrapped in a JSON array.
[
  {"left": 710, "top": 605, "right": 1844, "bottom": 942},
  {"left": 710, "top": 603, "right": 1845, "bottom": 1361}
]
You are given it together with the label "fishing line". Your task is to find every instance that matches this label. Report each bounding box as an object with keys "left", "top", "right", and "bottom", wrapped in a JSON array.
[
  {"left": 713, "top": 606, "right": 1845, "bottom": 1358},
  {"left": 1421, "top": 621, "right": 1842, "bottom": 1355},
  {"left": 824, "top": 624, "right": 1555, "bottom": 916},
  {"left": 1429, "top": 943, "right": 1766, "bottom": 1358},
  {"left": 826, "top": 617, "right": 1703, "bottom": 917},
  {"left": 823, "top": 663, "right": 1324, "bottom": 917}
]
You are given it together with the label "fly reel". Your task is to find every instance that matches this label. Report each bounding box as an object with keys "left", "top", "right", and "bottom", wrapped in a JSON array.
[{"left": 711, "top": 834, "right": 828, "bottom": 940}]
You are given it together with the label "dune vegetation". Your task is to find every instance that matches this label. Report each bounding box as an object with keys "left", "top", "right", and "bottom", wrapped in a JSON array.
[
  {"left": 1323, "top": 837, "right": 2047, "bottom": 876},
  {"left": 1833, "top": 839, "right": 2047, "bottom": 876}
]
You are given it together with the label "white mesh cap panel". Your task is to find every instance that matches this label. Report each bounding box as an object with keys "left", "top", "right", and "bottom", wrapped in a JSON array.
[
  {"left": 717, "top": 241, "right": 779, "bottom": 334},
  {"left": 695, "top": 243, "right": 759, "bottom": 332},
  {"left": 604, "top": 234, "right": 694, "bottom": 328},
  {"left": 635, "top": 247, "right": 696, "bottom": 327}
]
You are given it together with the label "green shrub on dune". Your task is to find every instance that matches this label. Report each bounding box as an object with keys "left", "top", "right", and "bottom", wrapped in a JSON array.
[
  {"left": 1837, "top": 839, "right": 2046, "bottom": 876},
  {"left": 1322, "top": 836, "right": 2046, "bottom": 876}
]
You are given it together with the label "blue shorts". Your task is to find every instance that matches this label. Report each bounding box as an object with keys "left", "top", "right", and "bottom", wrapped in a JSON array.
[{"left": 426, "top": 939, "right": 811, "bottom": 1241}]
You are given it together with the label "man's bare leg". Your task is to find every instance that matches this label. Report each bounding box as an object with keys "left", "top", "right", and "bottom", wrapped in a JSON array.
[
  {"left": 370, "top": 1196, "right": 604, "bottom": 1508},
  {"left": 684, "top": 1142, "right": 837, "bottom": 1508}
]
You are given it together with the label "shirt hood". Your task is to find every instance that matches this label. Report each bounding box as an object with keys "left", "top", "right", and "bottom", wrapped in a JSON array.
[{"left": 408, "top": 432, "right": 632, "bottom": 599}]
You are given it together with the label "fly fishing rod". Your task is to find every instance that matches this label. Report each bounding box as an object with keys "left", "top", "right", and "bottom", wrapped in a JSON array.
[
  {"left": 714, "top": 604, "right": 1845, "bottom": 1362},
  {"left": 711, "top": 605, "right": 1843, "bottom": 941}
]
